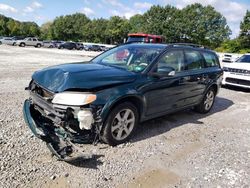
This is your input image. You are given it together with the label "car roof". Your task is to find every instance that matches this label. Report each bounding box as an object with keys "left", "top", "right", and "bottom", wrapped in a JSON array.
[{"left": 122, "top": 42, "right": 213, "bottom": 53}]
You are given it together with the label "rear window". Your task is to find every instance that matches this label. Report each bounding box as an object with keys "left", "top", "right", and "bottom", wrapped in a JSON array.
[{"left": 202, "top": 52, "right": 219, "bottom": 67}]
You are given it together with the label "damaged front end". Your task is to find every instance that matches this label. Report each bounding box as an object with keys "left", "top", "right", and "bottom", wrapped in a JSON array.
[{"left": 23, "top": 81, "right": 103, "bottom": 162}]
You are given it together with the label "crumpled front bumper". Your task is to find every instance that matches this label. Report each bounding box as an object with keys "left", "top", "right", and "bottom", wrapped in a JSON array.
[{"left": 23, "top": 99, "right": 94, "bottom": 162}]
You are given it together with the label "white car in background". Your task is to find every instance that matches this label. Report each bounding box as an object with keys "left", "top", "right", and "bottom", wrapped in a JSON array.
[
  {"left": 0, "top": 37, "right": 16, "bottom": 46},
  {"left": 222, "top": 54, "right": 250, "bottom": 88}
]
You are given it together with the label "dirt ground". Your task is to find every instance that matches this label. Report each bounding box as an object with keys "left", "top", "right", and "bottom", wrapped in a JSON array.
[{"left": 0, "top": 45, "right": 249, "bottom": 188}]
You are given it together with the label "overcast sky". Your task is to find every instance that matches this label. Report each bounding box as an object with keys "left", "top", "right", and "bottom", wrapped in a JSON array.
[{"left": 0, "top": 0, "right": 249, "bottom": 38}]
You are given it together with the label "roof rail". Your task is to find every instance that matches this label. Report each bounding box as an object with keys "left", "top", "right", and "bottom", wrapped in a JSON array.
[{"left": 168, "top": 43, "right": 210, "bottom": 49}]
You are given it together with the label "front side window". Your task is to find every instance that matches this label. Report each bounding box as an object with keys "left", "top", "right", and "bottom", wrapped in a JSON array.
[
  {"left": 157, "top": 50, "right": 185, "bottom": 73},
  {"left": 185, "top": 50, "right": 203, "bottom": 70},
  {"left": 92, "top": 44, "right": 164, "bottom": 72},
  {"left": 202, "top": 52, "right": 219, "bottom": 67}
]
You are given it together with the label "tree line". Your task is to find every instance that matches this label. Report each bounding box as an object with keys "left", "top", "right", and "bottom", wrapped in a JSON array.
[
  {"left": 0, "top": 3, "right": 249, "bottom": 52},
  {"left": 0, "top": 15, "right": 40, "bottom": 37},
  {"left": 216, "top": 10, "right": 250, "bottom": 53}
]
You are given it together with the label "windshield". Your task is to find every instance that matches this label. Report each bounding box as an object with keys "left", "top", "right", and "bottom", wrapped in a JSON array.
[
  {"left": 236, "top": 55, "right": 250, "bottom": 63},
  {"left": 92, "top": 44, "right": 165, "bottom": 72}
]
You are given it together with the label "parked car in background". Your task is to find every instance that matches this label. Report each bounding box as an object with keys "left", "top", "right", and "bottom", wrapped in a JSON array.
[
  {"left": 52, "top": 41, "right": 64, "bottom": 48},
  {"left": 12, "top": 36, "right": 25, "bottom": 41},
  {"left": 16, "top": 37, "right": 43, "bottom": 47},
  {"left": 0, "top": 37, "right": 16, "bottom": 46},
  {"left": 222, "top": 54, "right": 233, "bottom": 63},
  {"left": 43, "top": 41, "right": 56, "bottom": 48},
  {"left": 89, "top": 44, "right": 102, "bottom": 51},
  {"left": 127, "top": 33, "right": 165, "bottom": 43},
  {"left": 58, "top": 42, "right": 77, "bottom": 50},
  {"left": 23, "top": 43, "right": 223, "bottom": 161},
  {"left": 76, "top": 42, "right": 84, "bottom": 50},
  {"left": 222, "top": 54, "right": 250, "bottom": 88},
  {"left": 100, "top": 45, "right": 109, "bottom": 51},
  {"left": 83, "top": 44, "right": 91, "bottom": 51}
]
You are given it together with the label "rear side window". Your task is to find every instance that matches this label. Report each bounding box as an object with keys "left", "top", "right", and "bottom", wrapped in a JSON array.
[
  {"left": 202, "top": 52, "right": 219, "bottom": 67},
  {"left": 184, "top": 50, "right": 203, "bottom": 70}
]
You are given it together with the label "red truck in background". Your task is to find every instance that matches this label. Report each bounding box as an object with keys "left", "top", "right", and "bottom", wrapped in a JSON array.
[{"left": 127, "top": 33, "right": 165, "bottom": 43}]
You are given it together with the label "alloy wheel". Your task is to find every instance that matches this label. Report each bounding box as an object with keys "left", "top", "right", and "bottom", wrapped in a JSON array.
[
  {"left": 111, "top": 109, "right": 135, "bottom": 141},
  {"left": 204, "top": 90, "right": 214, "bottom": 111}
]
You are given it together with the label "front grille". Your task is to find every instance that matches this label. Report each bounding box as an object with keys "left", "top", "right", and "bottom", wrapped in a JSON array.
[
  {"left": 225, "top": 78, "right": 250, "bottom": 86},
  {"left": 228, "top": 68, "right": 250, "bottom": 75}
]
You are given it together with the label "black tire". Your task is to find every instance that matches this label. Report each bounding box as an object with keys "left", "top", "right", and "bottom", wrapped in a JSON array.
[
  {"left": 194, "top": 87, "right": 216, "bottom": 113},
  {"left": 0, "top": 41, "right": 2, "bottom": 45},
  {"left": 20, "top": 43, "right": 25, "bottom": 47},
  {"left": 101, "top": 102, "right": 139, "bottom": 146},
  {"left": 37, "top": 44, "right": 41, "bottom": 48},
  {"left": 13, "top": 42, "right": 16, "bottom": 46}
]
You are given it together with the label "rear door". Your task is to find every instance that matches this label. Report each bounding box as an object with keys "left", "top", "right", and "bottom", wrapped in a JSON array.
[{"left": 182, "top": 49, "right": 208, "bottom": 105}]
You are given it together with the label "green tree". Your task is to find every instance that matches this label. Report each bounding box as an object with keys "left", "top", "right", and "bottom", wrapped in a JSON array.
[
  {"left": 86, "top": 18, "right": 109, "bottom": 43},
  {"left": 129, "top": 14, "right": 145, "bottom": 33},
  {"left": 106, "top": 16, "right": 130, "bottom": 44},
  {"left": 19, "top": 22, "right": 40, "bottom": 37},
  {"left": 50, "top": 13, "right": 90, "bottom": 41},
  {"left": 40, "top": 22, "right": 53, "bottom": 40},
  {"left": 141, "top": 5, "right": 188, "bottom": 43},
  {"left": 7, "top": 20, "right": 21, "bottom": 36},
  {"left": 181, "top": 3, "right": 231, "bottom": 48},
  {"left": 239, "top": 10, "right": 250, "bottom": 48}
]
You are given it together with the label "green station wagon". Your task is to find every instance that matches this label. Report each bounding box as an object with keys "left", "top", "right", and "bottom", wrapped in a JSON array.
[{"left": 23, "top": 43, "right": 223, "bottom": 161}]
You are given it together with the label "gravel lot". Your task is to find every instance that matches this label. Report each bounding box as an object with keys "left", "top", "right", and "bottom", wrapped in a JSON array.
[{"left": 0, "top": 45, "right": 249, "bottom": 188}]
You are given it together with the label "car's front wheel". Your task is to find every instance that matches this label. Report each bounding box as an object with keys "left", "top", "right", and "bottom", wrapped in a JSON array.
[
  {"left": 194, "top": 88, "right": 215, "bottom": 113},
  {"left": 101, "top": 102, "right": 138, "bottom": 146}
]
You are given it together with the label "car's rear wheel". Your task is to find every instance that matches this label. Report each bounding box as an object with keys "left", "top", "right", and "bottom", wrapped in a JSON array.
[
  {"left": 37, "top": 44, "right": 41, "bottom": 48},
  {"left": 194, "top": 88, "right": 215, "bottom": 113},
  {"left": 20, "top": 43, "right": 25, "bottom": 47},
  {"left": 101, "top": 102, "right": 138, "bottom": 146}
]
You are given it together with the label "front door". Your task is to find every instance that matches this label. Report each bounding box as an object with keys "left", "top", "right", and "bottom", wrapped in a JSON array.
[{"left": 144, "top": 49, "right": 188, "bottom": 116}]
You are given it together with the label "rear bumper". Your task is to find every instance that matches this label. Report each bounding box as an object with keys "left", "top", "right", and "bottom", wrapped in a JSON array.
[{"left": 23, "top": 99, "right": 94, "bottom": 162}]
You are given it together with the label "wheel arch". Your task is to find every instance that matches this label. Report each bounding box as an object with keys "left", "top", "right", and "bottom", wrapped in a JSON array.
[
  {"left": 101, "top": 95, "right": 145, "bottom": 124},
  {"left": 207, "top": 83, "right": 219, "bottom": 95}
]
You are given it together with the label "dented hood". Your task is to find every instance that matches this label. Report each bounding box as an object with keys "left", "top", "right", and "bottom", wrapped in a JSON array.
[{"left": 32, "top": 62, "right": 137, "bottom": 92}]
